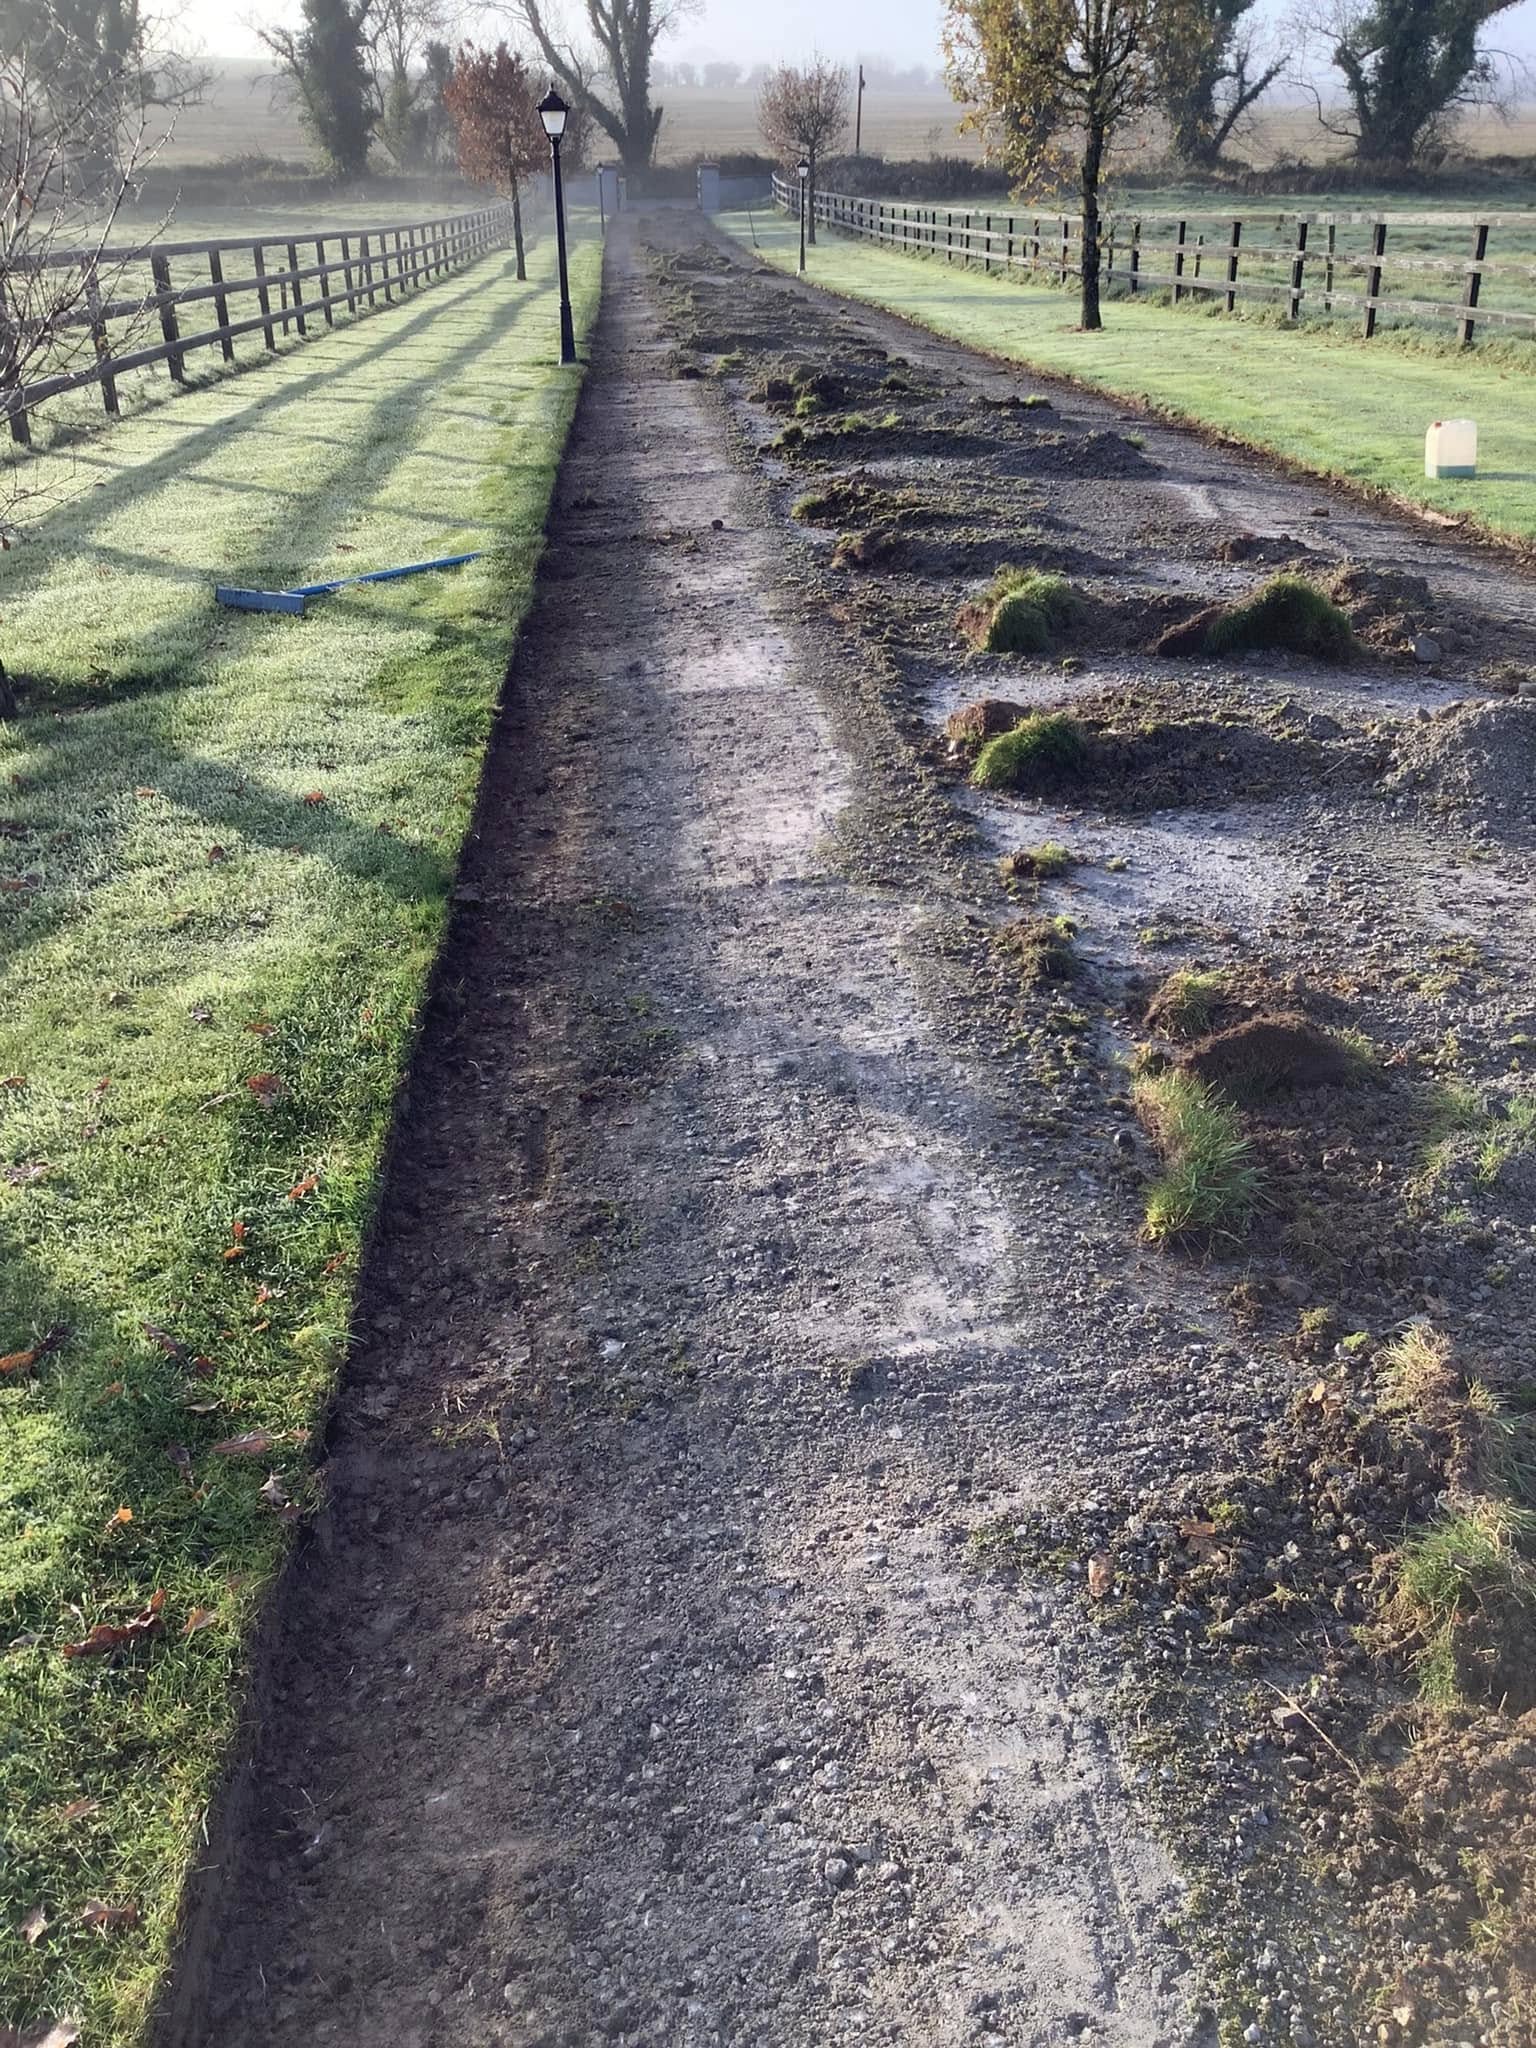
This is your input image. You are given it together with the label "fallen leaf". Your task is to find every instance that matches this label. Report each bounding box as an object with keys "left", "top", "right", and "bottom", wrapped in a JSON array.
[
  {"left": 245, "top": 1072, "right": 285, "bottom": 1111},
  {"left": 134, "top": 785, "right": 156, "bottom": 797},
  {"left": 61, "top": 1590, "right": 164, "bottom": 1660},
  {"left": 96, "top": 1381, "right": 125, "bottom": 1401},
  {"left": 287, "top": 1175, "right": 318, "bottom": 1202},
  {"left": 143, "top": 1322, "right": 186, "bottom": 1358},
  {"left": 211, "top": 1429, "right": 277, "bottom": 1457},
  {"left": 59, "top": 1798, "right": 100, "bottom": 1823},
  {"left": 258, "top": 1471, "right": 302, "bottom": 1523},
  {"left": 166, "top": 1444, "right": 195, "bottom": 1485},
  {"left": 1, "top": 1074, "right": 26, "bottom": 1087},
  {"left": 222, "top": 1245, "right": 244, "bottom": 1261},
  {"left": 206, "top": 845, "right": 227, "bottom": 863},
  {"left": 301, "top": 790, "right": 327, "bottom": 806},
  {"left": 181, "top": 1606, "right": 218, "bottom": 1637},
  {"left": 89, "top": 1077, "right": 111, "bottom": 1100},
  {"left": 230, "top": 1220, "right": 246, "bottom": 1241},
  {"left": 20, "top": 1903, "right": 47, "bottom": 1944},
  {"left": 5, "top": 1161, "right": 50, "bottom": 1184},
  {"left": 1087, "top": 1550, "right": 1114, "bottom": 1600},
  {"left": 189, "top": 1005, "right": 214, "bottom": 1025},
  {"left": 79, "top": 1899, "right": 139, "bottom": 1931},
  {"left": 105, "top": 1506, "right": 133, "bottom": 1529},
  {"left": 244, "top": 1019, "right": 274, "bottom": 1037}
]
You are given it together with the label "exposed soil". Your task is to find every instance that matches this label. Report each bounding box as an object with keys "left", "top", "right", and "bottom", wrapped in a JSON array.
[{"left": 163, "top": 216, "right": 1536, "bottom": 2048}]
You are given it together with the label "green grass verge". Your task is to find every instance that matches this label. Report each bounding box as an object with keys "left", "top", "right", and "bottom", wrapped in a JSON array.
[
  {"left": 0, "top": 228, "right": 601, "bottom": 2044},
  {"left": 725, "top": 209, "right": 1536, "bottom": 547},
  {"left": 971, "top": 711, "right": 1088, "bottom": 791}
]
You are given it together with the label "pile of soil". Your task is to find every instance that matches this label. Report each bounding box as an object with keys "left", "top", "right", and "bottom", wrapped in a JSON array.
[
  {"left": 1326, "top": 564, "right": 1438, "bottom": 655},
  {"left": 1182, "top": 1014, "right": 1359, "bottom": 1099},
  {"left": 993, "top": 429, "right": 1152, "bottom": 480},
  {"left": 945, "top": 697, "right": 1027, "bottom": 745},
  {"left": 1383, "top": 698, "right": 1536, "bottom": 830}
]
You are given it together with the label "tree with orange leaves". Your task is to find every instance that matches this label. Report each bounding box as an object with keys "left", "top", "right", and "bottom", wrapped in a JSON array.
[{"left": 443, "top": 43, "right": 544, "bottom": 280}]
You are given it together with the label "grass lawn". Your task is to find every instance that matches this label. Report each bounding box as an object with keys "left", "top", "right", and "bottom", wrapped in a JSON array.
[
  {"left": 0, "top": 225, "right": 600, "bottom": 2044},
  {"left": 727, "top": 208, "right": 1536, "bottom": 546}
]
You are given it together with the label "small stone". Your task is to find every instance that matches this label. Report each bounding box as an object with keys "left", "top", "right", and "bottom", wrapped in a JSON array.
[
  {"left": 822, "top": 1856, "right": 854, "bottom": 1889},
  {"left": 1411, "top": 634, "right": 1441, "bottom": 664}
]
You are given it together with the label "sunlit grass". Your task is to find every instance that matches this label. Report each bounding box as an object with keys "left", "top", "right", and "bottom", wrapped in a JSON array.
[{"left": 0, "top": 228, "right": 600, "bottom": 2044}]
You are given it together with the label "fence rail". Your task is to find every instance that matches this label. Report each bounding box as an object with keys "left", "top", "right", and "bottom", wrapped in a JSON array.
[
  {"left": 771, "top": 174, "right": 1536, "bottom": 344},
  {"left": 6, "top": 201, "right": 516, "bottom": 444}
]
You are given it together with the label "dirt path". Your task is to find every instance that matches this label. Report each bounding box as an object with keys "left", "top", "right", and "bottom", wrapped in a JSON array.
[
  {"left": 163, "top": 215, "right": 1536, "bottom": 2048},
  {"left": 162, "top": 223, "right": 1209, "bottom": 2048}
]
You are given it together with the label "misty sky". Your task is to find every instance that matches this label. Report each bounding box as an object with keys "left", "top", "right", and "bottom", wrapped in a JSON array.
[{"left": 191, "top": 0, "right": 1536, "bottom": 76}]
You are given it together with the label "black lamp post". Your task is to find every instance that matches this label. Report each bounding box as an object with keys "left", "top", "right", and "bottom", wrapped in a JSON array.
[
  {"left": 538, "top": 86, "right": 576, "bottom": 365},
  {"left": 796, "top": 155, "right": 809, "bottom": 274}
]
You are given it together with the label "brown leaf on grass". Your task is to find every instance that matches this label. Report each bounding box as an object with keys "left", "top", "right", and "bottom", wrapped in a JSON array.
[
  {"left": 19, "top": 1903, "right": 47, "bottom": 1945},
  {"left": 287, "top": 1175, "right": 318, "bottom": 1202},
  {"left": 58, "top": 1798, "right": 100, "bottom": 1824},
  {"left": 206, "top": 845, "right": 227, "bottom": 863},
  {"left": 2, "top": 1074, "right": 27, "bottom": 1087},
  {"left": 4, "top": 1161, "right": 50, "bottom": 1185},
  {"left": 89, "top": 1077, "right": 110, "bottom": 1101},
  {"left": 211, "top": 1429, "right": 278, "bottom": 1457},
  {"left": 79, "top": 1899, "right": 139, "bottom": 1931},
  {"left": 244, "top": 1019, "right": 274, "bottom": 1037},
  {"left": 61, "top": 1590, "right": 164, "bottom": 1660},
  {"left": 143, "top": 1322, "right": 186, "bottom": 1358},
  {"left": 245, "top": 1073, "right": 285, "bottom": 1111},
  {"left": 105, "top": 1506, "right": 132, "bottom": 1530},
  {"left": 1087, "top": 1550, "right": 1114, "bottom": 1600},
  {"left": 222, "top": 1246, "right": 244, "bottom": 1261},
  {"left": 0, "top": 1325, "right": 69, "bottom": 1379},
  {"left": 258, "top": 1472, "right": 303, "bottom": 1523},
  {"left": 181, "top": 1607, "right": 218, "bottom": 1637},
  {"left": 166, "top": 1444, "right": 195, "bottom": 1486},
  {"left": 301, "top": 791, "right": 327, "bottom": 806}
]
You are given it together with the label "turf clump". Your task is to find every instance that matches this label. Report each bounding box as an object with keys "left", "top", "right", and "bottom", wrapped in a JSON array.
[
  {"left": 967, "top": 568, "right": 1085, "bottom": 656},
  {"left": 999, "top": 913, "right": 1078, "bottom": 982},
  {"left": 1133, "top": 1069, "right": 1259, "bottom": 1242},
  {"left": 1208, "top": 574, "right": 1355, "bottom": 660},
  {"left": 970, "top": 712, "right": 1088, "bottom": 793},
  {"left": 1181, "top": 1012, "right": 1360, "bottom": 1101},
  {"left": 1144, "top": 968, "right": 1229, "bottom": 1041}
]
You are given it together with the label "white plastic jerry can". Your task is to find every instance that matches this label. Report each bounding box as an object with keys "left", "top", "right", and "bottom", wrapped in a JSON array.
[{"left": 1425, "top": 418, "right": 1477, "bottom": 478}]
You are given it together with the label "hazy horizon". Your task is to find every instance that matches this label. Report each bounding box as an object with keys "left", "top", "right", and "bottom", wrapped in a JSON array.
[{"left": 177, "top": 0, "right": 1536, "bottom": 75}]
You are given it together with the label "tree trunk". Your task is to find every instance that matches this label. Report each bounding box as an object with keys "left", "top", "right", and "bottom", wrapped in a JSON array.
[
  {"left": 511, "top": 178, "right": 526, "bottom": 282},
  {"left": 1079, "top": 117, "right": 1105, "bottom": 331},
  {"left": 808, "top": 145, "right": 817, "bottom": 245}
]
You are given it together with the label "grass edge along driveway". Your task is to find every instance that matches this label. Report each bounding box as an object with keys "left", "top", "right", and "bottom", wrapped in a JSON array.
[
  {"left": 726, "top": 208, "right": 1536, "bottom": 548},
  {"left": 0, "top": 229, "right": 601, "bottom": 2045}
]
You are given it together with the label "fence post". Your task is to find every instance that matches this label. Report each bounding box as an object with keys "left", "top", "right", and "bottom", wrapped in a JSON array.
[
  {"left": 1288, "top": 217, "right": 1308, "bottom": 322},
  {"left": 1458, "top": 221, "right": 1489, "bottom": 346},
  {"left": 339, "top": 234, "right": 357, "bottom": 315},
  {"left": 1129, "top": 217, "right": 1141, "bottom": 295},
  {"left": 207, "top": 248, "right": 234, "bottom": 360},
  {"left": 286, "top": 239, "right": 307, "bottom": 333},
  {"left": 983, "top": 211, "right": 991, "bottom": 274},
  {"left": 1224, "top": 217, "right": 1242, "bottom": 314},
  {"left": 1173, "top": 218, "right": 1187, "bottom": 303},
  {"left": 395, "top": 227, "right": 407, "bottom": 292},
  {"left": 1362, "top": 219, "right": 1387, "bottom": 338},
  {"left": 1006, "top": 214, "right": 1014, "bottom": 270},
  {"left": 85, "top": 269, "right": 120, "bottom": 417},
  {"left": 252, "top": 244, "right": 277, "bottom": 349},
  {"left": 1193, "top": 231, "right": 1204, "bottom": 284},
  {"left": 1324, "top": 221, "right": 1336, "bottom": 313},
  {"left": 1031, "top": 218, "right": 1040, "bottom": 275},
  {"left": 362, "top": 231, "right": 377, "bottom": 307},
  {"left": 1105, "top": 217, "right": 1116, "bottom": 289},
  {"left": 316, "top": 238, "right": 333, "bottom": 325},
  {"left": 150, "top": 252, "right": 187, "bottom": 382}
]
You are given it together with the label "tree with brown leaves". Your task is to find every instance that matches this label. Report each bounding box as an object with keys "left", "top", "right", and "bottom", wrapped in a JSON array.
[
  {"left": 443, "top": 42, "right": 544, "bottom": 280},
  {"left": 756, "top": 58, "right": 849, "bottom": 247},
  {"left": 946, "top": 0, "right": 1201, "bottom": 329}
]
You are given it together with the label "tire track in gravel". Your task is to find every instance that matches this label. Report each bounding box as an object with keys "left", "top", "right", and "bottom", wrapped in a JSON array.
[{"left": 159, "top": 220, "right": 1213, "bottom": 2048}]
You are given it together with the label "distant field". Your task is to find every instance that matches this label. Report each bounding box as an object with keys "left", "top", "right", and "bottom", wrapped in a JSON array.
[{"left": 152, "top": 64, "right": 1536, "bottom": 177}]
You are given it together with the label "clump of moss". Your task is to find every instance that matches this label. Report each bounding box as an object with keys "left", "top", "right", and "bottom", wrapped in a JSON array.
[
  {"left": 1144, "top": 968, "right": 1229, "bottom": 1041},
  {"left": 1205, "top": 574, "right": 1356, "bottom": 661},
  {"left": 970, "top": 712, "right": 1088, "bottom": 793},
  {"left": 1000, "top": 840, "right": 1075, "bottom": 882},
  {"left": 1133, "top": 1069, "right": 1259, "bottom": 1243},
  {"left": 999, "top": 913, "right": 1078, "bottom": 982}
]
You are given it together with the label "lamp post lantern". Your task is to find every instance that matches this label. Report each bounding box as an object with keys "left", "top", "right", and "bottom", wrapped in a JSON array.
[
  {"left": 796, "top": 155, "right": 810, "bottom": 274},
  {"left": 539, "top": 86, "right": 577, "bottom": 365}
]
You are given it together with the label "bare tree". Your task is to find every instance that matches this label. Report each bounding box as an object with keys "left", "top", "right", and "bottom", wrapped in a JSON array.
[
  {"left": 1, "top": 33, "right": 168, "bottom": 710},
  {"left": 512, "top": 0, "right": 696, "bottom": 174},
  {"left": 757, "top": 57, "right": 849, "bottom": 246}
]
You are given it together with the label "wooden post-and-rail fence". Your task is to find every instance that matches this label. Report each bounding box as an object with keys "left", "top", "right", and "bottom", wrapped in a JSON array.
[
  {"left": 5, "top": 201, "right": 516, "bottom": 446},
  {"left": 770, "top": 174, "right": 1536, "bottom": 347}
]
